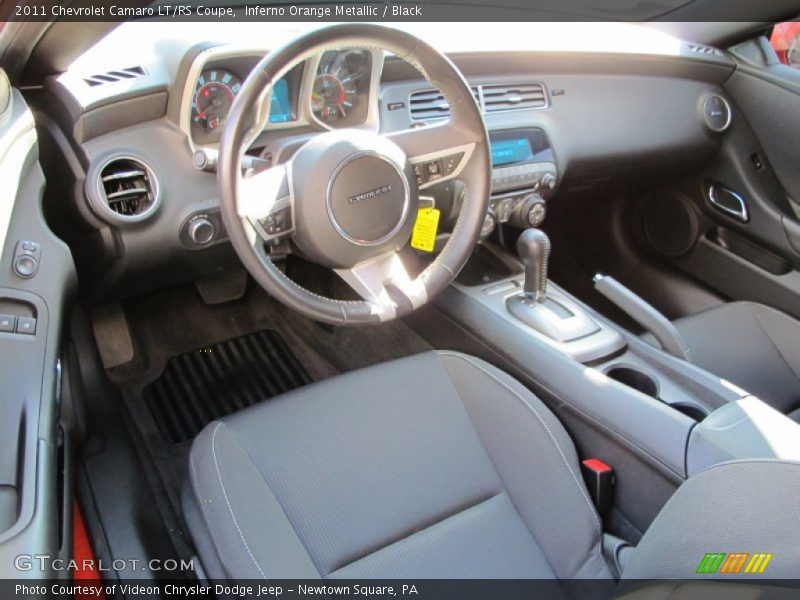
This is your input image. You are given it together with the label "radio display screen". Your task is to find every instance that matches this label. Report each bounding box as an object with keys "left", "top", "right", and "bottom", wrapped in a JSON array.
[{"left": 491, "top": 137, "right": 535, "bottom": 166}]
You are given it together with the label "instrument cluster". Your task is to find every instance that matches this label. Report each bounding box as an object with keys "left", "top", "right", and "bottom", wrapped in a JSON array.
[{"left": 187, "top": 48, "right": 374, "bottom": 145}]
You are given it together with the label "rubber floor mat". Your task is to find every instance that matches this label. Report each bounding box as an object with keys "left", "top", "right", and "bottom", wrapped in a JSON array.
[{"left": 144, "top": 329, "right": 312, "bottom": 443}]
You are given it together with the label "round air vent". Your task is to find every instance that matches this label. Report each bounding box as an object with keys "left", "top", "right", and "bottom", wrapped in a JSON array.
[
  {"left": 88, "top": 156, "right": 160, "bottom": 224},
  {"left": 702, "top": 95, "right": 732, "bottom": 133}
]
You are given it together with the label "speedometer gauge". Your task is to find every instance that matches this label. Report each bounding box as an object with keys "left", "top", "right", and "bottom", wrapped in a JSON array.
[
  {"left": 311, "top": 72, "right": 358, "bottom": 122},
  {"left": 192, "top": 69, "right": 241, "bottom": 132}
]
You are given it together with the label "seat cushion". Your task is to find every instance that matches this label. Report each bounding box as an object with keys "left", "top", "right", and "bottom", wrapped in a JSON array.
[
  {"left": 185, "top": 350, "right": 611, "bottom": 580},
  {"left": 659, "top": 302, "right": 800, "bottom": 421}
]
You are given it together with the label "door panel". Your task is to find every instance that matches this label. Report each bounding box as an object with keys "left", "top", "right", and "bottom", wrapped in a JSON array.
[
  {"left": 0, "top": 69, "right": 76, "bottom": 578},
  {"left": 639, "top": 35, "right": 800, "bottom": 321}
]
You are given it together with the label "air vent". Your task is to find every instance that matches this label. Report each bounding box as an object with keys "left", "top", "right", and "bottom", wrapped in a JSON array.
[
  {"left": 409, "top": 86, "right": 480, "bottom": 120},
  {"left": 482, "top": 83, "right": 548, "bottom": 112},
  {"left": 96, "top": 157, "right": 159, "bottom": 220},
  {"left": 687, "top": 44, "right": 722, "bottom": 57},
  {"left": 408, "top": 82, "right": 547, "bottom": 120},
  {"left": 83, "top": 65, "right": 146, "bottom": 87}
]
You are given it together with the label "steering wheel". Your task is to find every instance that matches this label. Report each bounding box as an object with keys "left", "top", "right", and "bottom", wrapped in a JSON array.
[{"left": 218, "top": 23, "right": 490, "bottom": 325}]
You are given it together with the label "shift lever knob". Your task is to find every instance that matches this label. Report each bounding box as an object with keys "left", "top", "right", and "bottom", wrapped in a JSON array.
[{"left": 517, "top": 228, "right": 550, "bottom": 301}]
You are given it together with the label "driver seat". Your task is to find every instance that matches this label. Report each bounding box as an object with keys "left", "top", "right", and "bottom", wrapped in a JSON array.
[
  {"left": 183, "top": 351, "right": 611, "bottom": 580},
  {"left": 183, "top": 351, "right": 798, "bottom": 581}
]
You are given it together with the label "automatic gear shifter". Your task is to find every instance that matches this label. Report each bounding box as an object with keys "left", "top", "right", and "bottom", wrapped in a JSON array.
[
  {"left": 506, "top": 228, "right": 600, "bottom": 343},
  {"left": 518, "top": 228, "right": 551, "bottom": 301}
]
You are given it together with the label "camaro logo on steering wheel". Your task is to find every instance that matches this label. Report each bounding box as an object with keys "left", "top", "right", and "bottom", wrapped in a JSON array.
[{"left": 348, "top": 184, "right": 393, "bottom": 204}]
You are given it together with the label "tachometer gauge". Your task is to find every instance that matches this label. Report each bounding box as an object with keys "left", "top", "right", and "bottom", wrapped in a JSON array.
[
  {"left": 192, "top": 69, "right": 241, "bottom": 132},
  {"left": 311, "top": 72, "right": 358, "bottom": 122}
]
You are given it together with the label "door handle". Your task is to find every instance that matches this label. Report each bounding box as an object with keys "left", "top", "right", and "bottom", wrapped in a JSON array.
[{"left": 707, "top": 183, "right": 749, "bottom": 223}]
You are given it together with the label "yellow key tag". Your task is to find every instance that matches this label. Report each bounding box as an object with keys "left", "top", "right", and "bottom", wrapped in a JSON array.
[{"left": 410, "top": 207, "right": 440, "bottom": 253}]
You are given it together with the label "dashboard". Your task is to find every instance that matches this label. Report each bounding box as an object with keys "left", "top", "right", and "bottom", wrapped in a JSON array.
[{"left": 43, "top": 38, "right": 738, "bottom": 303}]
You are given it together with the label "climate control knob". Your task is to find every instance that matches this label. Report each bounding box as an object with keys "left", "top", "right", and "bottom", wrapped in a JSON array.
[
  {"left": 509, "top": 194, "right": 546, "bottom": 229},
  {"left": 188, "top": 217, "right": 215, "bottom": 245}
]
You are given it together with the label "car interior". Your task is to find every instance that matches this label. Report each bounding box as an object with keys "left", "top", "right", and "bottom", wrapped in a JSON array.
[{"left": 1, "top": 11, "right": 800, "bottom": 594}]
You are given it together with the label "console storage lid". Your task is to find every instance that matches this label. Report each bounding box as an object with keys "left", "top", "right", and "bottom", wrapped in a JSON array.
[
  {"left": 620, "top": 459, "right": 800, "bottom": 580},
  {"left": 686, "top": 396, "right": 800, "bottom": 476}
]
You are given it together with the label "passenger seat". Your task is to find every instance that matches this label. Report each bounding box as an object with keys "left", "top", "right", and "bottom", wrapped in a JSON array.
[{"left": 652, "top": 301, "right": 800, "bottom": 422}]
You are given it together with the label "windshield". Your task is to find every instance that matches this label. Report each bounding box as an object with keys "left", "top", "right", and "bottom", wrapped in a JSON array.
[{"left": 69, "top": 21, "right": 683, "bottom": 75}]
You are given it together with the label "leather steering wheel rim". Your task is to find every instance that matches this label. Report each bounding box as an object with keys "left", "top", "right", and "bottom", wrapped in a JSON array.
[{"left": 218, "top": 23, "right": 490, "bottom": 325}]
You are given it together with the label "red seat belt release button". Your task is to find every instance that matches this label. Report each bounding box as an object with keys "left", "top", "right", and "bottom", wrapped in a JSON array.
[{"left": 581, "top": 458, "right": 614, "bottom": 518}]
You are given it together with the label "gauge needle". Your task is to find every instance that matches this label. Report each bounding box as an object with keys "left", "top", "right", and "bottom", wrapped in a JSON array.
[{"left": 194, "top": 109, "right": 207, "bottom": 121}]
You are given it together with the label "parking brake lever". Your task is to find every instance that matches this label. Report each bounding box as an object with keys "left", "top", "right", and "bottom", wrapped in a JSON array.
[{"left": 593, "top": 274, "right": 691, "bottom": 362}]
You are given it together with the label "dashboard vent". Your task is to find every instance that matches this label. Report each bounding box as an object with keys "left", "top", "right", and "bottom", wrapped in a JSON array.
[
  {"left": 98, "top": 158, "right": 158, "bottom": 218},
  {"left": 409, "top": 86, "right": 480, "bottom": 120},
  {"left": 83, "top": 65, "right": 146, "bottom": 87},
  {"left": 482, "top": 83, "right": 548, "bottom": 112},
  {"left": 687, "top": 44, "right": 722, "bottom": 57},
  {"left": 409, "top": 82, "right": 547, "bottom": 120}
]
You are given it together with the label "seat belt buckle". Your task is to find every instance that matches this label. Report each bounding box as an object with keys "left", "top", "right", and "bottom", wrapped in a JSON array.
[{"left": 581, "top": 458, "right": 615, "bottom": 518}]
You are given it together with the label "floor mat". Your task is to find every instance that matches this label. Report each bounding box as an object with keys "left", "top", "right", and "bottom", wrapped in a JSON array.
[{"left": 144, "top": 329, "right": 312, "bottom": 443}]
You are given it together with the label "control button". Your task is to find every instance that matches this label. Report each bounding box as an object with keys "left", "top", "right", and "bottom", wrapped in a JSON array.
[
  {"left": 497, "top": 198, "right": 514, "bottom": 223},
  {"left": 413, "top": 163, "right": 423, "bottom": 184},
  {"left": 13, "top": 255, "right": 39, "bottom": 278},
  {"left": 13, "top": 240, "right": 42, "bottom": 279},
  {"left": 541, "top": 173, "right": 557, "bottom": 192},
  {"left": 258, "top": 203, "right": 293, "bottom": 237},
  {"left": 528, "top": 202, "right": 546, "bottom": 227},
  {"left": 193, "top": 148, "right": 219, "bottom": 172},
  {"left": 15, "top": 317, "right": 36, "bottom": 336},
  {"left": 424, "top": 159, "right": 444, "bottom": 182},
  {"left": 188, "top": 218, "right": 215, "bottom": 245},
  {"left": 481, "top": 211, "right": 496, "bottom": 238},
  {"left": 508, "top": 193, "right": 546, "bottom": 229},
  {"left": 0, "top": 314, "right": 15, "bottom": 333},
  {"left": 442, "top": 152, "right": 464, "bottom": 175}
]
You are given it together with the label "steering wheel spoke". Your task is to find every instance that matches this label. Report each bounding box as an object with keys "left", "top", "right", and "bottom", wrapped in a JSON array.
[
  {"left": 335, "top": 251, "right": 428, "bottom": 320},
  {"left": 389, "top": 122, "right": 477, "bottom": 190},
  {"left": 238, "top": 161, "right": 295, "bottom": 242}
]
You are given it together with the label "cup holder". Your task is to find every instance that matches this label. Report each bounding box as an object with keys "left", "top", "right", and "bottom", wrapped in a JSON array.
[
  {"left": 605, "top": 366, "right": 659, "bottom": 398},
  {"left": 669, "top": 403, "right": 709, "bottom": 421},
  {"left": 605, "top": 365, "right": 710, "bottom": 421}
]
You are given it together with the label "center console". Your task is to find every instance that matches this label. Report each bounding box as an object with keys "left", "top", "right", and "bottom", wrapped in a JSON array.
[
  {"left": 481, "top": 128, "right": 558, "bottom": 238},
  {"left": 413, "top": 127, "right": 800, "bottom": 535},
  {"left": 455, "top": 240, "right": 723, "bottom": 421},
  {"left": 423, "top": 233, "right": 800, "bottom": 536}
]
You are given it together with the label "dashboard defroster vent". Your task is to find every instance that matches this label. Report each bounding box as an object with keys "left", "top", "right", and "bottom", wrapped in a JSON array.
[
  {"left": 409, "top": 82, "right": 548, "bottom": 120},
  {"left": 83, "top": 65, "right": 146, "bottom": 87},
  {"left": 96, "top": 157, "right": 159, "bottom": 220},
  {"left": 687, "top": 44, "right": 722, "bottom": 57}
]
